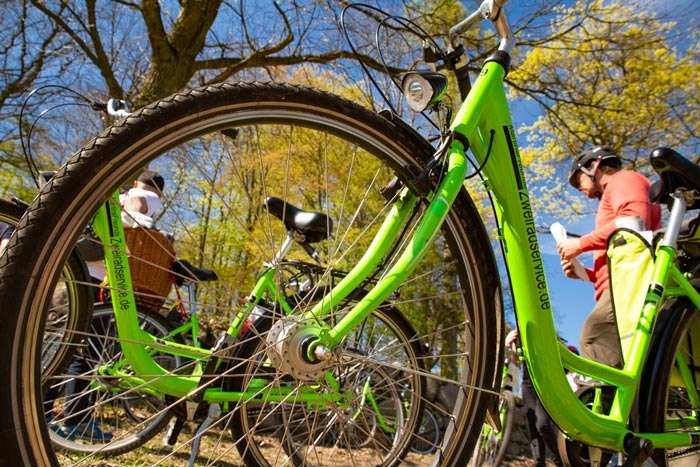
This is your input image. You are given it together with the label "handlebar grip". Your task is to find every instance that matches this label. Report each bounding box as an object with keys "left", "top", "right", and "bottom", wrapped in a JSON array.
[
  {"left": 449, "top": 0, "right": 514, "bottom": 55},
  {"left": 107, "top": 98, "right": 132, "bottom": 118}
]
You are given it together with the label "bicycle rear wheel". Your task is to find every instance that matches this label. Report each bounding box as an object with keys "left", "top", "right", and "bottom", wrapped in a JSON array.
[
  {"left": 637, "top": 298, "right": 700, "bottom": 465},
  {"left": 0, "top": 82, "right": 502, "bottom": 466},
  {"left": 230, "top": 304, "right": 427, "bottom": 466}
]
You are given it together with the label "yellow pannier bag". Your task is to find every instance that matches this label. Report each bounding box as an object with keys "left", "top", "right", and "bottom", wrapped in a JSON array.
[
  {"left": 607, "top": 228, "right": 654, "bottom": 364},
  {"left": 609, "top": 225, "right": 700, "bottom": 388}
]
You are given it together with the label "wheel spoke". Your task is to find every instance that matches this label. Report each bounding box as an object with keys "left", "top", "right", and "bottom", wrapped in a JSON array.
[{"left": 0, "top": 83, "right": 500, "bottom": 466}]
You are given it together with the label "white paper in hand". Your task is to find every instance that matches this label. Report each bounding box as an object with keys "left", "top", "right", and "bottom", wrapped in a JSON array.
[
  {"left": 550, "top": 222, "right": 591, "bottom": 282},
  {"left": 550, "top": 222, "right": 567, "bottom": 243}
]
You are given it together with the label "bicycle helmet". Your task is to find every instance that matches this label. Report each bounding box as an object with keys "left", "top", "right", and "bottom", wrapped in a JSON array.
[{"left": 568, "top": 146, "right": 621, "bottom": 188}]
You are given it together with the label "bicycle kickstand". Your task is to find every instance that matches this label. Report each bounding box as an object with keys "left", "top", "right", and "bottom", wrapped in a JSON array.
[
  {"left": 188, "top": 403, "right": 222, "bottom": 467},
  {"left": 163, "top": 416, "right": 185, "bottom": 449},
  {"left": 622, "top": 437, "right": 655, "bottom": 467}
]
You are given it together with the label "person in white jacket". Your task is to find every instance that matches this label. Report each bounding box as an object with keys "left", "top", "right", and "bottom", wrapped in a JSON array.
[{"left": 120, "top": 170, "right": 164, "bottom": 228}]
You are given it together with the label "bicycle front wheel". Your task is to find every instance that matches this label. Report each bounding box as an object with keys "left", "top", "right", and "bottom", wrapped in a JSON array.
[
  {"left": 637, "top": 298, "right": 700, "bottom": 466},
  {"left": 0, "top": 82, "right": 502, "bottom": 466}
]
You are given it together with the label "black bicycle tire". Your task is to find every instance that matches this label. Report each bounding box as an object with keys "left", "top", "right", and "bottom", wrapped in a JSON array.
[
  {"left": 230, "top": 304, "right": 427, "bottom": 466},
  {"left": 637, "top": 297, "right": 700, "bottom": 465},
  {"left": 0, "top": 82, "right": 502, "bottom": 466},
  {"left": 493, "top": 389, "right": 516, "bottom": 466},
  {"left": 411, "top": 406, "right": 441, "bottom": 454},
  {"left": 0, "top": 197, "right": 93, "bottom": 379},
  {"left": 47, "top": 304, "right": 183, "bottom": 456},
  {"left": 472, "top": 389, "right": 515, "bottom": 467}
]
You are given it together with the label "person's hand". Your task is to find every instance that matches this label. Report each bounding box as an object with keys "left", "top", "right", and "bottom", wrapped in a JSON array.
[
  {"left": 505, "top": 329, "right": 520, "bottom": 364},
  {"left": 557, "top": 237, "right": 582, "bottom": 260},
  {"left": 505, "top": 329, "right": 518, "bottom": 349},
  {"left": 561, "top": 257, "right": 578, "bottom": 279}
]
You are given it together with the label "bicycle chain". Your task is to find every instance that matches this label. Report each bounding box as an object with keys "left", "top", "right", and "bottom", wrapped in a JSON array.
[{"left": 669, "top": 445, "right": 700, "bottom": 459}]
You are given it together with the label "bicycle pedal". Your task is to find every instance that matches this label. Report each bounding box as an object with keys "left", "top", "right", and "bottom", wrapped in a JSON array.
[{"left": 163, "top": 417, "right": 185, "bottom": 448}]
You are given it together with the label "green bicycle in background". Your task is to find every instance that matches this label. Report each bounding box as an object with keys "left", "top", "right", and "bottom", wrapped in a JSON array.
[{"left": 1, "top": 0, "right": 700, "bottom": 466}]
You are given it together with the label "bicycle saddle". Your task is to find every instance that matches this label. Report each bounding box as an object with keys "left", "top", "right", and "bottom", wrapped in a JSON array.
[
  {"left": 649, "top": 147, "right": 700, "bottom": 209},
  {"left": 171, "top": 259, "right": 218, "bottom": 286},
  {"left": 263, "top": 196, "right": 332, "bottom": 243}
]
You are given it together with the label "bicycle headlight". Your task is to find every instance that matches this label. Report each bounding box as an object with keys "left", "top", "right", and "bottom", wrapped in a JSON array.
[{"left": 401, "top": 71, "right": 448, "bottom": 112}]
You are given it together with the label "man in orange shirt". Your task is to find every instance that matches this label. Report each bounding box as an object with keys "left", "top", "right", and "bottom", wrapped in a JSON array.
[{"left": 557, "top": 146, "right": 661, "bottom": 368}]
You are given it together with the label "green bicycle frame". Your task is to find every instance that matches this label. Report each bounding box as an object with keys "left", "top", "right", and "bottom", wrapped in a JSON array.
[
  {"left": 456, "top": 60, "right": 632, "bottom": 447},
  {"left": 92, "top": 198, "right": 304, "bottom": 402},
  {"left": 91, "top": 12, "right": 700, "bottom": 454},
  {"left": 448, "top": 53, "right": 700, "bottom": 453},
  {"left": 450, "top": 56, "right": 700, "bottom": 451}
]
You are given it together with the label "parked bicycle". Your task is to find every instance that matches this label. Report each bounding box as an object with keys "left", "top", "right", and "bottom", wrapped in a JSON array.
[
  {"left": 2, "top": 0, "right": 700, "bottom": 466},
  {"left": 0, "top": 197, "right": 192, "bottom": 456}
]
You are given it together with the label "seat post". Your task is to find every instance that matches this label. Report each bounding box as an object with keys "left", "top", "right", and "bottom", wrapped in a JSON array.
[{"left": 661, "top": 190, "right": 689, "bottom": 248}]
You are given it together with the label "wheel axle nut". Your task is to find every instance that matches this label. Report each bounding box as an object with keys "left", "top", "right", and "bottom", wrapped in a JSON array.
[{"left": 314, "top": 345, "right": 332, "bottom": 361}]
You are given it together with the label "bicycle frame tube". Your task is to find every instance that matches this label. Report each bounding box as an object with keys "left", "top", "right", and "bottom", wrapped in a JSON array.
[
  {"left": 300, "top": 187, "right": 418, "bottom": 327},
  {"left": 93, "top": 195, "right": 203, "bottom": 397},
  {"left": 452, "top": 59, "right": 634, "bottom": 449},
  {"left": 626, "top": 251, "right": 700, "bottom": 450},
  {"left": 310, "top": 149, "right": 467, "bottom": 347},
  {"left": 458, "top": 55, "right": 700, "bottom": 451},
  {"left": 93, "top": 194, "right": 296, "bottom": 401}
]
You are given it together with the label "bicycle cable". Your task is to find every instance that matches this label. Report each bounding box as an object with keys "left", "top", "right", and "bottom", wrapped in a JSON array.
[
  {"left": 19, "top": 85, "right": 94, "bottom": 188},
  {"left": 340, "top": 3, "right": 446, "bottom": 132},
  {"left": 465, "top": 128, "right": 496, "bottom": 180},
  {"left": 18, "top": 85, "right": 122, "bottom": 189}
]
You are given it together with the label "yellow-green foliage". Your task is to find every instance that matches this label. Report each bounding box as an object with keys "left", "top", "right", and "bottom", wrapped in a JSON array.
[
  {"left": 0, "top": 140, "right": 38, "bottom": 201},
  {"left": 509, "top": 0, "right": 699, "bottom": 220}
]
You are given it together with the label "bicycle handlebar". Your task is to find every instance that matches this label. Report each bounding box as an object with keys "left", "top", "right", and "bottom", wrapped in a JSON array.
[{"left": 449, "top": 0, "right": 514, "bottom": 55}]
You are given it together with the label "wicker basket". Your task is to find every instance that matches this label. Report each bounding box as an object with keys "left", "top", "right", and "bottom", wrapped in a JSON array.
[{"left": 124, "top": 227, "right": 176, "bottom": 311}]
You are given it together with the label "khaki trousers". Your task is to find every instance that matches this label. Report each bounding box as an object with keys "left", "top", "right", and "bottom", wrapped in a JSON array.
[{"left": 579, "top": 288, "right": 623, "bottom": 368}]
